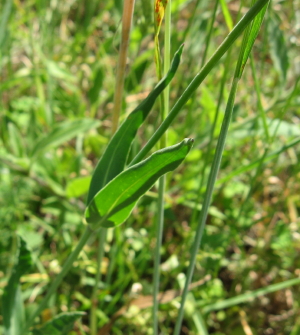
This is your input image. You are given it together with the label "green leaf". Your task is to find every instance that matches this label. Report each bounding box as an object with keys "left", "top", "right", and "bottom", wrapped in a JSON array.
[
  {"left": 31, "top": 312, "right": 85, "bottom": 335},
  {"left": 3, "top": 236, "right": 32, "bottom": 335},
  {"left": 85, "top": 138, "right": 194, "bottom": 228},
  {"left": 86, "top": 44, "right": 184, "bottom": 205},
  {"left": 30, "top": 119, "right": 101, "bottom": 158}
]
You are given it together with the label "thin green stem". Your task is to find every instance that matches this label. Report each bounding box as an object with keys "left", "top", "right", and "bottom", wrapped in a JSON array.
[
  {"left": 153, "top": 2, "right": 172, "bottom": 333},
  {"left": 24, "top": 226, "right": 93, "bottom": 333},
  {"left": 202, "top": 277, "right": 300, "bottom": 314},
  {"left": 90, "top": 228, "right": 107, "bottom": 335},
  {"left": 191, "top": 47, "right": 233, "bottom": 225},
  {"left": 173, "top": 75, "right": 240, "bottom": 335},
  {"left": 173, "top": 2, "right": 268, "bottom": 330},
  {"left": 153, "top": 176, "right": 165, "bottom": 335},
  {"left": 129, "top": 0, "right": 270, "bottom": 167}
]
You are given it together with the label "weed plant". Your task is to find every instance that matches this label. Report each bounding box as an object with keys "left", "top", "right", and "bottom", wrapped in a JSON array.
[{"left": 1, "top": 0, "right": 300, "bottom": 335}]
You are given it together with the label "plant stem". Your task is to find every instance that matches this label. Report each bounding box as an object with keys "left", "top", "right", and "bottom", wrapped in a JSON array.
[
  {"left": 90, "top": 228, "right": 107, "bottom": 335},
  {"left": 24, "top": 226, "right": 93, "bottom": 333},
  {"left": 153, "top": 1, "right": 171, "bottom": 333},
  {"left": 111, "top": 0, "right": 136, "bottom": 133},
  {"left": 173, "top": 74, "right": 240, "bottom": 335},
  {"left": 129, "top": 0, "right": 270, "bottom": 167},
  {"left": 153, "top": 176, "right": 165, "bottom": 335},
  {"left": 191, "top": 47, "right": 232, "bottom": 226}
]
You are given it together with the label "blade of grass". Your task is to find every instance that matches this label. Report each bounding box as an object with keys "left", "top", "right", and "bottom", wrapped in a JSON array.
[
  {"left": 202, "top": 277, "right": 300, "bottom": 314},
  {"left": 216, "top": 136, "right": 300, "bottom": 186},
  {"left": 191, "top": 45, "right": 233, "bottom": 226},
  {"left": 173, "top": 3, "right": 269, "bottom": 333},
  {"left": 129, "top": 0, "right": 270, "bottom": 167},
  {"left": 219, "top": 0, "right": 234, "bottom": 31}
]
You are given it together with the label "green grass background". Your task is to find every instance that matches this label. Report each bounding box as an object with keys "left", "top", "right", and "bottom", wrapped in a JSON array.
[{"left": 1, "top": 0, "right": 300, "bottom": 334}]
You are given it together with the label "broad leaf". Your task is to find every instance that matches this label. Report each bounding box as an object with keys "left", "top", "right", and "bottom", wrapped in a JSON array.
[
  {"left": 85, "top": 138, "right": 194, "bottom": 228},
  {"left": 31, "top": 312, "right": 85, "bottom": 335},
  {"left": 31, "top": 119, "right": 101, "bottom": 157},
  {"left": 86, "top": 45, "right": 184, "bottom": 205},
  {"left": 3, "top": 236, "right": 32, "bottom": 335}
]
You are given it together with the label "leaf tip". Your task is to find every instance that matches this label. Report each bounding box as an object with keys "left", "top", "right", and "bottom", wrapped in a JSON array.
[{"left": 183, "top": 137, "right": 194, "bottom": 148}]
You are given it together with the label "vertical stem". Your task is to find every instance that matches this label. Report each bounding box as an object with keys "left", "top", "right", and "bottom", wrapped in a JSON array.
[
  {"left": 153, "top": 1, "right": 171, "bottom": 334},
  {"left": 173, "top": 2, "right": 268, "bottom": 331},
  {"left": 90, "top": 228, "right": 107, "bottom": 335},
  {"left": 112, "top": 0, "right": 136, "bottom": 133},
  {"left": 190, "top": 47, "right": 232, "bottom": 225},
  {"left": 173, "top": 76, "right": 240, "bottom": 335},
  {"left": 153, "top": 176, "right": 166, "bottom": 335}
]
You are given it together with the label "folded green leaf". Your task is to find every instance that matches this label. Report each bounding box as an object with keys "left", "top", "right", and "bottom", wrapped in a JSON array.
[
  {"left": 31, "top": 312, "right": 85, "bottom": 335},
  {"left": 3, "top": 236, "right": 32, "bottom": 335},
  {"left": 85, "top": 138, "right": 193, "bottom": 228},
  {"left": 86, "top": 44, "right": 184, "bottom": 205},
  {"left": 31, "top": 119, "right": 101, "bottom": 158}
]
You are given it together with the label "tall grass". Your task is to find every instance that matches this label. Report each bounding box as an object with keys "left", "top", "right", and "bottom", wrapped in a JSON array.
[{"left": 1, "top": 0, "right": 299, "bottom": 334}]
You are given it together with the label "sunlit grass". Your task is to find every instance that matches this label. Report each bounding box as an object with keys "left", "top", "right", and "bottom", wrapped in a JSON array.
[{"left": 0, "top": 0, "right": 300, "bottom": 334}]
